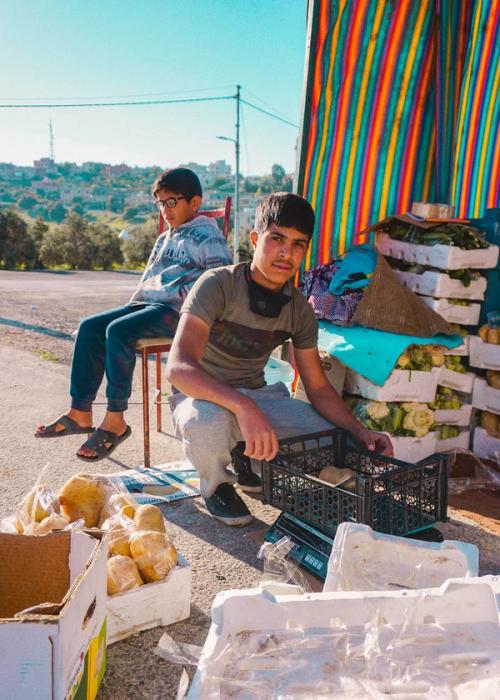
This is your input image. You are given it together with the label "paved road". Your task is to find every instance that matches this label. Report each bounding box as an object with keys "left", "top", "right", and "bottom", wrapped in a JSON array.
[{"left": 0, "top": 270, "right": 499, "bottom": 699}]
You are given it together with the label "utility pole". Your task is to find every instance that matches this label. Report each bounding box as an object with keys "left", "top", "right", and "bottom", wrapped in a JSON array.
[
  {"left": 49, "top": 120, "right": 55, "bottom": 161},
  {"left": 234, "top": 84, "right": 241, "bottom": 263}
]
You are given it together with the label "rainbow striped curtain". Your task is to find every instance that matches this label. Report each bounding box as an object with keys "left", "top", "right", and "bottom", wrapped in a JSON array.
[{"left": 297, "top": 0, "right": 500, "bottom": 268}]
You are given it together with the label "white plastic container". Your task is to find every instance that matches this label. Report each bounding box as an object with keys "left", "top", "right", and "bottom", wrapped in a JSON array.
[
  {"left": 469, "top": 335, "right": 500, "bottom": 371},
  {"left": 473, "top": 426, "right": 500, "bottom": 462},
  {"left": 345, "top": 367, "right": 440, "bottom": 402},
  {"left": 107, "top": 554, "right": 191, "bottom": 644},
  {"left": 393, "top": 269, "right": 487, "bottom": 300},
  {"left": 439, "top": 367, "right": 476, "bottom": 393},
  {"left": 188, "top": 580, "right": 500, "bottom": 699},
  {"left": 376, "top": 232, "right": 499, "bottom": 270},
  {"left": 443, "top": 337, "right": 469, "bottom": 356},
  {"left": 323, "top": 523, "right": 478, "bottom": 593},
  {"left": 388, "top": 432, "right": 437, "bottom": 463},
  {"left": 418, "top": 296, "right": 481, "bottom": 325},
  {"left": 434, "top": 403, "right": 473, "bottom": 426},
  {"left": 436, "top": 429, "right": 471, "bottom": 452},
  {"left": 472, "top": 378, "right": 500, "bottom": 415}
]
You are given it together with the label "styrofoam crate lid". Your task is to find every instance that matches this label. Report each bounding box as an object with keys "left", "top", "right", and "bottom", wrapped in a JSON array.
[
  {"left": 434, "top": 404, "right": 473, "bottom": 426},
  {"left": 439, "top": 367, "right": 476, "bottom": 394},
  {"left": 324, "top": 523, "right": 478, "bottom": 593},
  {"left": 345, "top": 367, "right": 439, "bottom": 403},
  {"left": 388, "top": 432, "right": 438, "bottom": 463},
  {"left": 469, "top": 335, "right": 500, "bottom": 371},
  {"left": 376, "top": 233, "right": 499, "bottom": 270},
  {"left": 393, "top": 269, "right": 487, "bottom": 300},
  {"left": 443, "top": 336, "right": 469, "bottom": 355},
  {"left": 418, "top": 296, "right": 481, "bottom": 325},
  {"left": 436, "top": 429, "right": 471, "bottom": 453},
  {"left": 188, "top": 579, "right": 500, "bottom": 699},
  {"left": 472, "top": 378, "right": 500, "bottom": 415},
  {"left": 473, "top": 426, "right": 500, "bottom": 463}
]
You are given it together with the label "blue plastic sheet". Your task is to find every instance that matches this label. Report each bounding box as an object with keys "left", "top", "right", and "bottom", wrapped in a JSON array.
[{"left": 317, "top": 322, "right": 462, "bottom": 386}]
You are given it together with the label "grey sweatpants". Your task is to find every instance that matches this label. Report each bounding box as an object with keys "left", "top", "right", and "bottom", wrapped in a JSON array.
[{"left": 168, "top": 382, "right": 334, "bottom": 497}]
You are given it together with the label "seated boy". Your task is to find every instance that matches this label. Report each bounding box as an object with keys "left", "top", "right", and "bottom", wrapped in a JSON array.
[
  {"left": 35, "top": 167, "right": 232, "bottom": 461},
  {"left": 166, "top": 193, "right": 393, "bottom": 525}
]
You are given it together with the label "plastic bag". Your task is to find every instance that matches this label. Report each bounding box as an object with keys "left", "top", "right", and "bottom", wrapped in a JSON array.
[
  {"left": 257, "top": 536, "right": 311, "bottom": 592},
  {"left": 448, "top": 449, "right": 500, "bottom": 495}
]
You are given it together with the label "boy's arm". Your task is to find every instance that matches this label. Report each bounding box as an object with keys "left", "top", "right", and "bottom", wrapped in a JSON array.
[
  {"left": 294, "top": 346, "right": 393, "bottom": 456},
  {"left": 166, "top": 313, "right": 280, "bottom": 460}
]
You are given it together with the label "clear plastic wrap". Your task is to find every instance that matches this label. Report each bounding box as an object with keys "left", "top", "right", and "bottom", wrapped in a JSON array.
[
  {"left": 257, "top": 536, "right": 311, "bottom": 593},
  {"left": 448, "top": 449, "right": 500, "bottom": 494}
]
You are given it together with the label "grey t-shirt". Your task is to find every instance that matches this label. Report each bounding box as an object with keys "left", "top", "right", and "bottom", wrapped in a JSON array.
[{"left": 180, "top": 262, "right": 318, "bottom": 389}]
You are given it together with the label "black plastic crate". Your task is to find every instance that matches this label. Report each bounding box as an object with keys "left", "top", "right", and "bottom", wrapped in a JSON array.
[{"left": 261, "top": 429, "right": 448, "bottom": 538}]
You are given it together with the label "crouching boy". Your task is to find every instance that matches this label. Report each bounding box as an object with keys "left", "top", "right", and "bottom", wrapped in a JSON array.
[{"left": 166, "top": 193, "right": 393, "bottom": 525}]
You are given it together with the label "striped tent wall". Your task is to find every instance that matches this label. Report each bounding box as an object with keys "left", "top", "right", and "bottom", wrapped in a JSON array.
[{"left": 297, "top": 0, "right": 499, "bottom": 268}]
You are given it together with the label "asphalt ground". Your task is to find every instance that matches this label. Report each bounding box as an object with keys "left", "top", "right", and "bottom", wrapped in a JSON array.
[{"left": 0, "top": 269, "right": 499, "bottom": 699}]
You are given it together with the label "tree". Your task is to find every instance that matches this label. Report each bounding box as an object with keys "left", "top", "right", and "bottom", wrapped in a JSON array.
[
  {"left": 49, "top": 203, "right": 67, "bottom": 222},
  {"left": 121, "top": 219, "right": 157, "bottom": 268},
  {"left": 29, "top": 218, "right": 49, "bottom": 268},
  {"left": 271, "top": 163, "right": 286, "bottom": 189},
  {"left": 19, "top": 195, "right": 38, "bottom": 210},
  {"left": 88, "top": 222, "right": 123, "bottom": 269},
  {"left": 40, "top": 213, "right": 95, "bottom": 269},
  {"left": 0, "top": 210, "right": 36, "bottom": 269}
]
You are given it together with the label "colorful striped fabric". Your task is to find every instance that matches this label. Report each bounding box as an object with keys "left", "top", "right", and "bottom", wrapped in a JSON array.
[{"left": 297, "top": 0, "right": 500, "bottom": 267}]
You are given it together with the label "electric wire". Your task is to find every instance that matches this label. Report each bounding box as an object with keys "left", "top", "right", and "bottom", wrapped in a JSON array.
[
  {"left": 0, "top": 95, "right": 233, "bottom": 109},
  {"left": 242, "top": 86, "right": 297, "bottom": 123},
  {"left": 0, "top": 85, "right": 236, "bottom": 102},
  {"left": 240, "top": 99, "right": 298, "bottom": 128}
]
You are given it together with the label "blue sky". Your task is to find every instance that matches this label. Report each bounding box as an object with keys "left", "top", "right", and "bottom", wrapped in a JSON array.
[{"left": 0, "top": 1, "right": 308, "bottom": 174}]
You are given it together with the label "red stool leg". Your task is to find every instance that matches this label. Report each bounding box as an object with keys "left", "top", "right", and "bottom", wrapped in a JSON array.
[
  {"left": 155, "top": 351, "right": 162, "bottom": 432},
  {"left": 141, "top": 348, "right": 151, "bottom": 469}
]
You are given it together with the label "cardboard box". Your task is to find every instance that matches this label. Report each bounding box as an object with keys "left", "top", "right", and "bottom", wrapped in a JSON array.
[
  {"left": 294, "top": 353, "right": 346, "bottom": 402},
  {"left": 0, "top": 530, "right": 107, "bottom": 700},
  {"left": 107, "top": 554, "right": 191, "bottom": 644}
]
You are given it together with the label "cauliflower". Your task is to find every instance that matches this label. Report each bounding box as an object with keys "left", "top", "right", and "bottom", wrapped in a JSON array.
[
  {"left": 396, "top": 351, "right": 410, "bottom": 368},
  {"left": 366, "top": 401, "right": 390, "bottom": 421},
  {"left": 429, "top": 347, "right": 445, "bottom": 367},
  {"left": 402, "top": 404, "right": 435, "bottom": 437}
]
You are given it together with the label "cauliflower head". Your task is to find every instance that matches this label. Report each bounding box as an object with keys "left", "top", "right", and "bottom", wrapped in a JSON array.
[{"left": 366, "top": 401, "right": 390, "bottom": 421}]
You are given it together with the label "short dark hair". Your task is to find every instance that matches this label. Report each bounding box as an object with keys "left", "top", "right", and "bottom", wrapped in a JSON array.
[
  {"left": 254, "top": 192, "right": 315, "bottom": 239},
  {"left": 152, "top": 167, "right": 202, "bottom": 201}
]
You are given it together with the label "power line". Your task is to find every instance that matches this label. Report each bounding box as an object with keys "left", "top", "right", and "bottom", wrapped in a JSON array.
[
  {"left": 240, "top": 99, "right": 298, "bottom": 128},
  {"left": 0, "top": 95, "right": 233, "bottom": 109},
  {"left": 0, "top": 85, "right": 236, "bottom": 102},
  {"left": 242, "top": 86, "right": 298, "bottom": 123}
]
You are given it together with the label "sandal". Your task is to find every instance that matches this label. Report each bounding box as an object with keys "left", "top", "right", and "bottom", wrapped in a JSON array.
[
  {"left": 76, "top": 425, "right": 132, "bottom": 462},
  {"left": 35, "top": 414, "right": 95, "bottom": 438}
]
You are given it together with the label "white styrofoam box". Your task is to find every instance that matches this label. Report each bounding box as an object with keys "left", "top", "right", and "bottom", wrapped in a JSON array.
[
  {"left": 393, "top": 268, "right": 487, "bottom": 300},
  {"left": 107, "top": 553, "right": 191, "bottom": 644},
  {"left": 188, "top": 580, "right": 500, "bottom": 699},
  {"left": 472, "top": 377, "right": 500, "bottom": 415},
  {"left": 376, "top": 232, "right": 500, "bottom": 270},
  {"left": 436, "top": 429, "right": 471, "bottom": 452},
  {"left": 469, "top": 335, "right": 500, "bottom": 371},
  {"left": 439, "top": 367, "right": 476, "bottom": 393},
  {"left": 345, "top": 367, "right": 440, "bottom": 402},
  {"left": 295, "top": 353, "right": 346, "bottom": 403},
  {"left": 443, "top": 337, "right": 469, "bottom": 355},
  {"left": 387, "top": 431, "right": 437, "bottom": 463},
  {"left": 324, "top": 523, "right": 478, "bottom": 593},
  {"left": 473, "top": 426, "right": 500, "bottom": 463},
  {"left": 434, "top": 403, "right": 473, "bottom": 425},
  {"left": 418, "top": 296, "right": 481, "bottom": 325},
  {"left": 0, "top": 531, "right": 107, "bottom": 700}
]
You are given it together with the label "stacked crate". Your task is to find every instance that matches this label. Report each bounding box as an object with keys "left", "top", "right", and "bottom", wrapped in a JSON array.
[
  {"left": 469, "top": 333, "right": 500, "bottom": 462},
  {"left": 376, "top": 232, "right": 499, "bottom": 457}
]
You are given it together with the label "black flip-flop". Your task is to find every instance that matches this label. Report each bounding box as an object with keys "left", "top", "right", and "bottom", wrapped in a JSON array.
[
  {"left": 76, "top": 425, "right": 132, "bottom": 462},
  {"left": 35, "top": 414, "right": 95, "bottom": 438}
]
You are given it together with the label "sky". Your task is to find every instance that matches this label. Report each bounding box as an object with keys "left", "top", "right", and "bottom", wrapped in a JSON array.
[{"left": 0, "top": 1, "right": 308, "bottom": 175}]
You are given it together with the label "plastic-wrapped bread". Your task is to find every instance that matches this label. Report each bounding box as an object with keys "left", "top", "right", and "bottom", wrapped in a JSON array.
[
  {"left": 59, "top": 473, "right": 109, "bottom": 527},
  {"left": 129, "top": 530, "right": 177, "bottom": 582},
  {"left": 99, "top": 492, "right": 137, "bottom": 526},
  {"left": 107, "top": 555, "right": 144, "bottom": 596},
  {"left": 31, "top": 512, "right": 70, "bottom": 536},
  {"left": 133, "top": 504, "right": 165, "bottom": 533},
  {"left": 15, "top": 485, "right": 60, "bottom": 533}
]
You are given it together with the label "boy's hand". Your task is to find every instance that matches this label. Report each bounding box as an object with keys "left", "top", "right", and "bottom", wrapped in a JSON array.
[
  {"left": 234, "top": 400, "right": 279, "bottom": 461},
  {"left": 356, "top": 428, "right": 394, "bottom": 457}
]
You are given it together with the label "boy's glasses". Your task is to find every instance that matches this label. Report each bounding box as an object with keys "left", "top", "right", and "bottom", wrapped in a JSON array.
[{"left": 154, "top": 195, "right": 185, "bottom": 210}]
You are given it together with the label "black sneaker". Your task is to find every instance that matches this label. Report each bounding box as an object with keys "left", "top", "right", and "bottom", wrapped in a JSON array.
[
  {"left": 232, "top": 443, "right": 262, "bottom": 493},
  {"left": 204, "top": 483, "right": 254, "bottom": 526}
]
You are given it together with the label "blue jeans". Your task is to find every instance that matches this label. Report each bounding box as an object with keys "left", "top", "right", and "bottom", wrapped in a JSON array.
[{"left": 70, "top": 303, "right": 179, "bottom": 413}]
